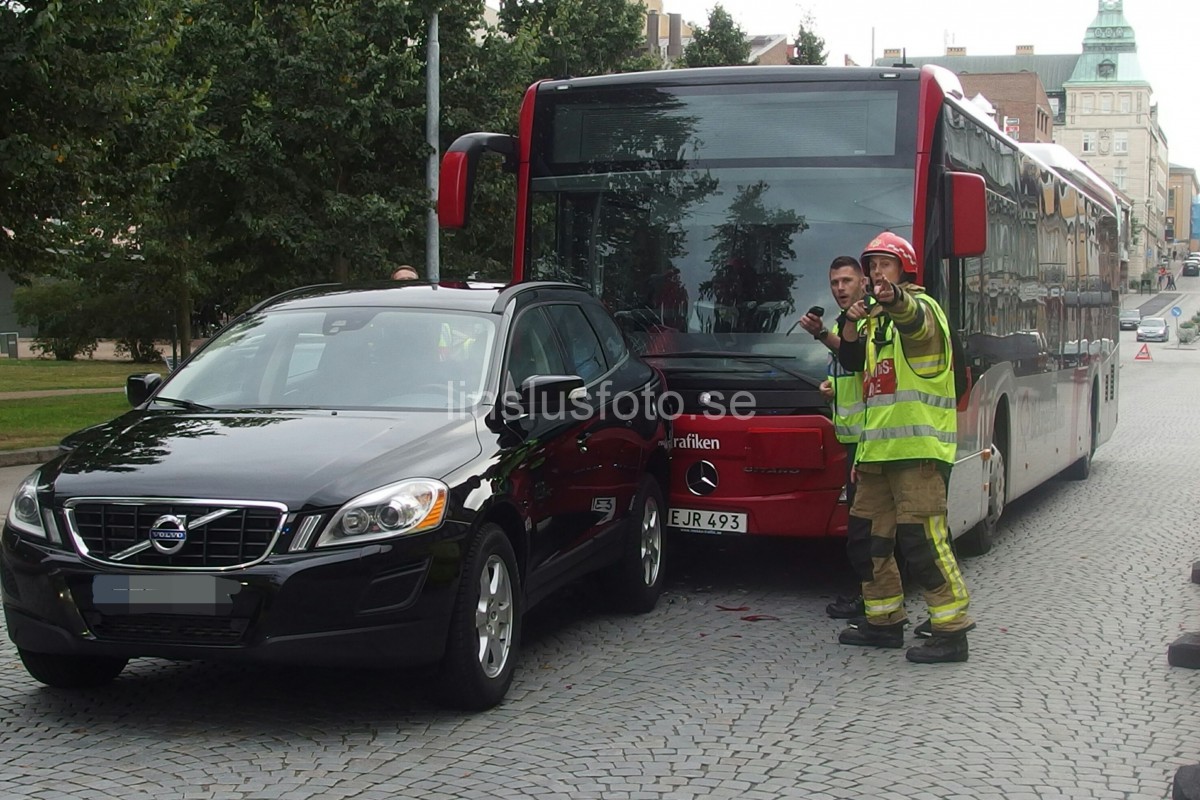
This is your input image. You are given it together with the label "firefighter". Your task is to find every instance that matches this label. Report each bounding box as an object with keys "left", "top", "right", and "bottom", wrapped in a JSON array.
[
  {"left": 835, "top": 232, "right": 974, "bottom": 663},
  {"left": 797, "top": 256, "right": 868, "bottom": 620}
]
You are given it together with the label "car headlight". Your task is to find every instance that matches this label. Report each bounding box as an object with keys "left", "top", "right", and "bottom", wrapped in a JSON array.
[
  {"left": 6, "top": 471, "right": 47, "bottom": 538},
  {"left": 315, "top": 478, "right": 448, "bottom": 548}
]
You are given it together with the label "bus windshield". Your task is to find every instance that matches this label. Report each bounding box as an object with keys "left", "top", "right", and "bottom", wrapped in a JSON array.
[{"left": 527, "top": 81, "right": 916, "bottom": 379}]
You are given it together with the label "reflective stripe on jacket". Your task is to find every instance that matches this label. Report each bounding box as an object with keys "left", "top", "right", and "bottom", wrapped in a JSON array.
[{"left": 857, "top": 292, "right": 956, "bottom": 465}]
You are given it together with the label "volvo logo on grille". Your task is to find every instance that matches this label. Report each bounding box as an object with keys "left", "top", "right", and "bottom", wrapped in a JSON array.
[
  {"left": 149, "top": 514, "right": 188, "bottom": 555},
  {"left": 686, "top": 460, "right": 719, "bottom": 495}
]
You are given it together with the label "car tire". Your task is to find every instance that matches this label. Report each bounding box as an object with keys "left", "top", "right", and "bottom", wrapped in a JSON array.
[
  {"left": 604, "top": 475, "right": 667, "bottom": 614},
  {"left": 437, "top": 523, "right": 522, "bottom": 711},
  {"left": 17, "top": 648, "right": 128, "bottom": 689}
]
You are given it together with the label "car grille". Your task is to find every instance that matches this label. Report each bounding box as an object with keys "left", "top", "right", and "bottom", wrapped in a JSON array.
[
  {"left": 65, "top": 500, "right": 285, "bottom": 570},
  {"left": 83, "top": 611, "right": 250, "bottom": 645}
]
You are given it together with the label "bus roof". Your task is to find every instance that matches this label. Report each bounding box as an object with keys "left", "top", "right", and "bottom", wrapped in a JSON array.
[
  {"left": 535, "top": 65, "right": 922, "bottom": 92},
  {"left": 1023, "top": 143, "right": 1122, "bottom": 213}
]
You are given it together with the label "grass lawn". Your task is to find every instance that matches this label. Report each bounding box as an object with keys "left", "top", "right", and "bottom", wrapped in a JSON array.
[
  {"left": 0, "top": 359, "right": 155, "bottom": 392},
  {"left": 0, "top": 394, "right": 131, "bottom": 450}
]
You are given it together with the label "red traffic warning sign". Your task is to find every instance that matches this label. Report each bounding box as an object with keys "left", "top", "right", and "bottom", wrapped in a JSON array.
[{"left": 1134, "top": 343, "right": 1152, "bottom": 361}]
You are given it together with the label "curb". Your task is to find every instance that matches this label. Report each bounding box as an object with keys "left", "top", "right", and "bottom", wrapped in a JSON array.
[{"left": 0, "top": 447, "right": 61, "bottom": 469}]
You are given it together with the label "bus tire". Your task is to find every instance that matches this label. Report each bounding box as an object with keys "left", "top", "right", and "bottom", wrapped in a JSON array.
[
  {"left": 1063, "top": 386, "right": 1098, "bottom": 481},
  {"left": 957, "top": 438, "right": 1005, "bottom": 558}
]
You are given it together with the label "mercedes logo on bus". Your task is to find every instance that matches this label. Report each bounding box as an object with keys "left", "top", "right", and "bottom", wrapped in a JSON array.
[
  {"left": 148, "top": 514, "right": 189, "bottom": 555},
  {"left": 686, "top": 460, "right": 719, "bottom": 495}
]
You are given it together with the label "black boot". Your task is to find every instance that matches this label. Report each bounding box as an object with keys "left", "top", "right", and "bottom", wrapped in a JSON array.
[
  {"left": 839, "top": 620, "right": 906, "bottom": 649},
  {"left": 915, "top": 619, "right": 975, "bottom": 639},
  {"left": 825, "top": 594, "right": 865, "bottom": 619},
  {"left": 906, "top": 632, "right": 969, "bottom": 663}
]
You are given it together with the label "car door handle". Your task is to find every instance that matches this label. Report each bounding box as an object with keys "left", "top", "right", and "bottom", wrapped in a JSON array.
[{"left": 576, "top": 432, "right": 592, "bottom": 452}]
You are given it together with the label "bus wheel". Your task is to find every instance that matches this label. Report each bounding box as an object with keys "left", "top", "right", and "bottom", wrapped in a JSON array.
[
  {"left": 958, "top": 441, "right": 1005, "bottom": 557},
  {"left": 1063, "top": 392, "right": 1098, "bottom": 481}
]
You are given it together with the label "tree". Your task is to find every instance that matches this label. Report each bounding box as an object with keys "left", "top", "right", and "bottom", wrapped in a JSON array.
[
  {"left": 0, "top": 0, "right": 204, "bottom": 281},
  {"left": 164, "top": 0, "right": 547, "bottom": 301},
  {"left": 499, "top": 0, "right": 658, "bottom": 79},
  {"left": 789, "top": 12, "right": 827, "bottom": 66},
  {"left": 680, "top": 4, "right": 749, "bottom": 68}
]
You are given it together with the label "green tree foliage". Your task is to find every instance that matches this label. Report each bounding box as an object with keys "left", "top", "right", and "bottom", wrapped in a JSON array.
[
  {"left": 13, "top": 279, "right": 100, "bottom": 360},
  {"left": 0, "top": 0, "right": 203, "bottom": 280},
  {"left": 680, "top": 4, "right": 749, "bottom": 68},
  {"left": 167, "top": 0, "right": 435, "bottom": 294},
  {"left": 499, "top": 0, "right": 656, "bottom": 79},
  {"left": 4, "top": 0, "right": 664, "bottom": 350},
  {"left": 790, "top": 12, "right": 827, "bottom": 66}
]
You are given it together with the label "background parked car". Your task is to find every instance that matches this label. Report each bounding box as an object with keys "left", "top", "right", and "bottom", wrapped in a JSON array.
[
  {"left": 1119, "top": 308, "right": 1142, "bottom": 330},
  {"left": 1182, "top": 258, "right": 1200, "bottom": 277},
  {"left": 2, "top": 281, "right": 670, "bottom": 710},
  {"left": 1136, "top": 317, "right": 1169, "bottom": 342}
]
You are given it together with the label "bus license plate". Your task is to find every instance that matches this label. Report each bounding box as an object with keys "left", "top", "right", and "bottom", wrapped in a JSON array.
[{"left": 668, "top": 508, "right": 747, "bottom": 534}]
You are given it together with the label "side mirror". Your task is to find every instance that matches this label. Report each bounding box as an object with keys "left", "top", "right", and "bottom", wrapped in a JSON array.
[
  {"left": 126, "top": 373, "right": 163, "bottom": 407},
  {"left": 438, "top": 132, "right": 518, "bottom": 229},
  {"left": 519, "top": 374, "right": 586, "bottom": 416},
  {"left": 945, "top": 171, "right": 987, "bottom": 258}
]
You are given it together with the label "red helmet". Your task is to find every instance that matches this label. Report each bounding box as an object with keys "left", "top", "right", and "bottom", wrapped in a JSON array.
[{"left": 861, "top": 232, "right": 918, "bottom": 278}]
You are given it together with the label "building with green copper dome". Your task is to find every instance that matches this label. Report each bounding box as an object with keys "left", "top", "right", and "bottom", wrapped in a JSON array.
[{"left": 1058, "top": 0, "right": 1168, "bottom": 278}]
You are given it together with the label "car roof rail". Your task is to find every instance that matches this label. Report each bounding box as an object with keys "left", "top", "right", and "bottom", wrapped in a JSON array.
[
  {"left": 491, "top": 280, "right": 590, "bottom": 313},
  {"left": 244, "top": 283, "right": 341, "bottom": 314}
]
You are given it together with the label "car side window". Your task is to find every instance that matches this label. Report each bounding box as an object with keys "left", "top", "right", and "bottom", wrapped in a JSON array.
[
  {"left": 506, "top": 307, "right": 567, "bottom": 390},
  {"left": 546, "top": 304, "right": 607, "bottom": 383},
  {"left": 581, "top": 302, "right": 629, "bottom": 367}
]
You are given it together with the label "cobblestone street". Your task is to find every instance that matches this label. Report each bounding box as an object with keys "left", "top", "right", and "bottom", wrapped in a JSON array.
[{"left": 2, "top": 307, "right": 1199, "bottom": 799}]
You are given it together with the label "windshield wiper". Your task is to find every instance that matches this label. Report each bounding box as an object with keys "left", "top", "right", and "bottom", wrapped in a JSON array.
[
  {"left": 645, "top": 351, "right": 822, "bottom": 386},
  {"left": 152, "top": 396, "right": 215, "bottom": 412},
  {"left": 646, "top": 350, "right": 797, "bottom": 360}
]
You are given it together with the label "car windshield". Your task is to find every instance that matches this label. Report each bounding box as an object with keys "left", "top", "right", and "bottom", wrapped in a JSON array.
[
  {"left": 1141, "top": 319, "right": 1166, "bottom": 328},
  {"left": 1120, "top": 310, "right": 1140, "bottom": 319},
  {"left": 159, "top": 307, "right": 497, "bottom": 410}
]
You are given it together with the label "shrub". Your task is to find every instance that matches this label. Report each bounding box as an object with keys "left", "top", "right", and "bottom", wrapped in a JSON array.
[{"left": 13, "top": 280, "right": 100, "bottom": 361}]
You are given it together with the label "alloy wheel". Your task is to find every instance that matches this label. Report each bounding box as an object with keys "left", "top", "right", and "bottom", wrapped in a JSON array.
[
  {"left": 475, "top": 554, "right": 514, "bottom": 678},
  {"left": 640, "top": 494, "right": 663, "bottom": 587}
]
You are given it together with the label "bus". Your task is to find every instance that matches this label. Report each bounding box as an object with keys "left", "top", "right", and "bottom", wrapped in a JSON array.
[{"left": 439, "top": 65, "right": 1120, "bottom": 555}]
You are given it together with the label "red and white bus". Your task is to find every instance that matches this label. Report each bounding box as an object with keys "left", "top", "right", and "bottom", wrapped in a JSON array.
[{"left": 440, "top": 64, "right": 1120, "bottom": 554}]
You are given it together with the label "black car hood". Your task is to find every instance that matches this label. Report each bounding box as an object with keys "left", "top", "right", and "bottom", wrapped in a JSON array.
[{"left": 46, "top": 410, "right": 483, "bottom": 510}]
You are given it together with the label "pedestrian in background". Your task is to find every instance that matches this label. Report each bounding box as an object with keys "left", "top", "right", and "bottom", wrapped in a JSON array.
[
  {"left": 836, "top": 232, "right": 974, "bottom": 663},
  {"left": 392, "top": 265, "right": 419, "bottom": 280}
]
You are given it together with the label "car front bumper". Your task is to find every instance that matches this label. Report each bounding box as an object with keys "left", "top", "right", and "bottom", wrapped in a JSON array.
[{"left": 1, "top": 520, "right": 470, "bottom": 667}]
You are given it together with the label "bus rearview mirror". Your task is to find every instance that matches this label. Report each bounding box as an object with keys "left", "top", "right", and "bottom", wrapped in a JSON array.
[
  {"left": 946, "top": 172, "right": 987, "bottom": 258},
  {"left": 438, "top": 133, "right": 517, "bottom": 229}
]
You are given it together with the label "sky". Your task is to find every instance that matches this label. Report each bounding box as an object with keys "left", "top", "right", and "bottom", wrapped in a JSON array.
[{"left": 665, "top": 0, "right": 1200, "bottom": 169}]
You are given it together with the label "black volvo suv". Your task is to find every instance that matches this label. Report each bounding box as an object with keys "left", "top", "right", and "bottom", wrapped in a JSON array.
[{"left": 2, "top": 282, "right": 669, "bottom": 709}]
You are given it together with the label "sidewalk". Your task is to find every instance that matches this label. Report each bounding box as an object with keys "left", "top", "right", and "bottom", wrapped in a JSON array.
[{"left": 0, "top": 387, "right": 124, "bottom": 401}]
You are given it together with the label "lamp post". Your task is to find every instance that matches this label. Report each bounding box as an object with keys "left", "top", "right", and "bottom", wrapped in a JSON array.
[{"left": 426, "top": 10, "right": 440, "bottom": 282}]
